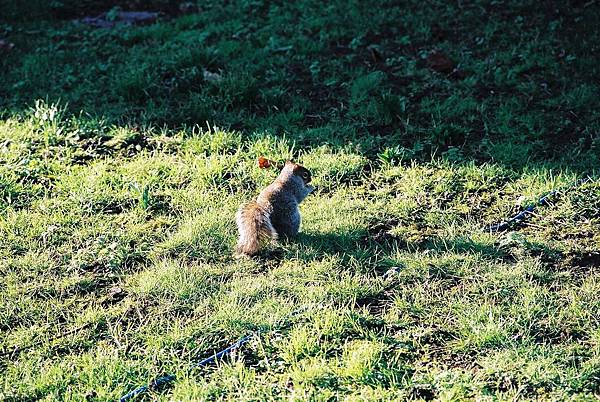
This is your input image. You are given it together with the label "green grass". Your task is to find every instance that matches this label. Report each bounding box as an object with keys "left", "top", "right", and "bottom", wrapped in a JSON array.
[{"left": 1, "top": 1, "right": 600, "bottom": 400}]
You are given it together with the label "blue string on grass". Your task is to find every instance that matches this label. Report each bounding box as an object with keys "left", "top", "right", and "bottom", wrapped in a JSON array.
[
  {"left": 485, "top": 176, "right": 592, "bottom": 233},
  {"left": 119, "top": 334, "right": 253, "bottom": 402},
  {"left": 119, "top": 306, "right": 309, "bottom": 401}
]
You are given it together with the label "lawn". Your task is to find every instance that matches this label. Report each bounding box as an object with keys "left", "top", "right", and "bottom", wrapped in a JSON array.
[{"left": 1, "top": 0, "right": 600, "bottom": 400}]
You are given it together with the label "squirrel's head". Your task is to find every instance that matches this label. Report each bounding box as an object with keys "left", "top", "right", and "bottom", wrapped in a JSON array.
[
  {"left": 258, "top": 157, "right": 312, "bottom": 185},
  {"left": 285, "top": 160, "right": 312, "bottom": 184}
]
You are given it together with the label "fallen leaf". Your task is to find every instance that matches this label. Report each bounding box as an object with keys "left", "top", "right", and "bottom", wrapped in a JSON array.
[
  {"left": 258, "top": 157, "right": 275, "bottom": 169},
  {"left": 426, "top": 51, "right": 455, "bottom": 73}
]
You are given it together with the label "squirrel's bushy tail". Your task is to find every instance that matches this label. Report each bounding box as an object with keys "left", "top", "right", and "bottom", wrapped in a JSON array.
[{"left": 235, "top": 201, "right": 277, "bottom": 256}]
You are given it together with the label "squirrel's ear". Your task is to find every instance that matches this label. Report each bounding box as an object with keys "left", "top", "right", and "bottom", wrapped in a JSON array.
[{"left": 285, "top": 160, "right": 294, "bottom": 166}]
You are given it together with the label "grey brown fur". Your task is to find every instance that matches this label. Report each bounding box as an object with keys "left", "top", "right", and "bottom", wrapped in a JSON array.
[{"left": 235, "top": 161, "right": 314, "bottom": 256}]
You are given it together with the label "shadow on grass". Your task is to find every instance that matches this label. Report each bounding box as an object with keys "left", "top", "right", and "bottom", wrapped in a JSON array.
[
  {"left": 248, "top": 230, "right": 370, "bottom": 269},
  {"left": 1, "top": 0, "right": 599, "bottom": 173}
]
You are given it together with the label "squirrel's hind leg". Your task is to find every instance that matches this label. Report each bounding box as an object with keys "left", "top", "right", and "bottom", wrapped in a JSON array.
[{"left": 271, "top": 208, "right": 301, "bottom": 238}]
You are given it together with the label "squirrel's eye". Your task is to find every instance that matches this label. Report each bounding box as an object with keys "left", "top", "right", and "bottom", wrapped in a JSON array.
[{"left": 302, "top": 172, "right": 309, "bottom": 179}]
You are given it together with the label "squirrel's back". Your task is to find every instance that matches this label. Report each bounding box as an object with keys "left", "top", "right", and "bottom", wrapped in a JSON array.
[{"left": 259, "top": 182, "right": 301, "bottom": 238}]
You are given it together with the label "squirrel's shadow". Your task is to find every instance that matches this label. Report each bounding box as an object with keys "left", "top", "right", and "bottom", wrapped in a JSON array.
[
  {"left": 297, "top": 231, "right": 362, "bottom": 252},
  {"left": 284, "top": 230, "right": 370, "bottom": 263},
  {"left": 248, "top": 230, "right": 366, "bottom": 266}
]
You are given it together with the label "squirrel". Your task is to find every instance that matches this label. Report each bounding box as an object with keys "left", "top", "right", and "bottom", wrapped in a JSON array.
[{"left": 235, "top": 159, "right": 314, "bottom": 256}]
